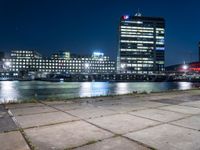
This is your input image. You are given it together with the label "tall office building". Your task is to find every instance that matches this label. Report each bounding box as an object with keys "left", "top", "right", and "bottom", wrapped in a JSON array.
[
  {"left": 199, "top": 42, "right": 200, "bottom": 62},
  {"left": 117, "top": 12, "right": 165, "bottom": 74}
]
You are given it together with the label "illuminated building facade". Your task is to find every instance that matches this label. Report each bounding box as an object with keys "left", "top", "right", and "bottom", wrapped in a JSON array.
[
  {"left": 117, "top": 12, "right": 165, "bottom": 74},
  {"left": 199, "top": 42, "right": 200, "bottom": 62},
  {"left": 2, "top": 50, "right": 115, "bottom": 74}
]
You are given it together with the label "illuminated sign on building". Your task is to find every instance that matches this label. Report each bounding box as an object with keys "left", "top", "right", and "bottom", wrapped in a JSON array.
[{"left": 123, "top": 15, "right": 130, "bottom": 20}]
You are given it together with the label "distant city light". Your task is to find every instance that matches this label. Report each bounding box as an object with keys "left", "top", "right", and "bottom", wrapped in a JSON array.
[
  {"left": 93, "top": 52, "right": 104, "bottom": 57},
  {"left": 156, "top": 47, "right": 165, "bottom": 50},
  {"left": 85, "top": 63, "right": 90, "bottom": 68},
  {"left": 182, "top": 64, "right": 188, "bottom": 70},
  {"left": 121, "top": 64, "right": 126, "bottom": 69},
  {"left": 5, "top": 61, "right": 11, "bottom": 66},
  {"left": 4, "top": 61, "right": 11, "bottom": 68}
]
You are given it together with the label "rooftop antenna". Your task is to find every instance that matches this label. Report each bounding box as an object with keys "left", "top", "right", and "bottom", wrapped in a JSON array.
[{"left": 135, "top": 8, "right": 142, "bottom": 16}]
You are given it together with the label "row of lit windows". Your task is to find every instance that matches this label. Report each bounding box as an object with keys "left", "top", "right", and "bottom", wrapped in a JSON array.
[
  {"left": 10, "top": 69, "right": 115, "bottom": 72},
  {"left": 126, "top": 64, "right": 154, "bottom": 67},
  {"left": 120, "top": 26, "right": 154, "bottom": 30},
  {"left": 121, "top": 35, "right": 154, "bottom": 38},
  {"left": 120, "top": 40, "right": 154, "bottom": 44},
  {"left": 120, "top": 49, "right": 148, "bottom": 52},
  {"left": 121, "top": 32, "right": 153, "bottom": 36},
  {"left": 7, "top": 61, "right": 114, "bottom": 66},
  {"left": 121, "top": 29, "right": 154, "bottom": 33},
  {"left": 10, "top": 59, "right": 114, "bottom": 64},
  {"left": 122, "top": 21, "right": 143, "bottom": 24}
]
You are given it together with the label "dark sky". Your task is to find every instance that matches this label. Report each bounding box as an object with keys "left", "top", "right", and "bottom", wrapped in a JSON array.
[{"left": 0, "top": 0, "right": 200, "bottom": 66}]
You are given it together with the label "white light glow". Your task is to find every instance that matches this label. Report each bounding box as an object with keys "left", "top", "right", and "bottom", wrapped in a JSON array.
[
  {"left": 182, "top": 65, "right": 188, "bottom": 70},
  {"left": 121, "top": 64, "right": 126, "bottom": 69},
  {"left": 5, "top": 61, "right": 11, "bottom": 67},
  {"left": 85, "top": 63, "right": 90, "bottom": 68}
]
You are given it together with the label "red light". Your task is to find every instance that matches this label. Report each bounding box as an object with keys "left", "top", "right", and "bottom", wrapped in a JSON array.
[{"left": 123, "top": 15, "right": 129, "bottom": 20}]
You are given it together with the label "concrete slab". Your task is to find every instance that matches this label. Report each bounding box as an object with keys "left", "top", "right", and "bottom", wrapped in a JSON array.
[
  {"left": 6, "top": 103, "right": 44, "bottom": 109},
  {"left": 52, "top": 103, "right": 83, "bottom": 111},
  {"left": 10, "top": 106, "right": 57, "bottom": 116},
  {"left": 130, "top": 109, "right": 188, "bottom": 122},
  {"left": 172, "top": 115, "right": 200, "bottom": 130},
  {"left": 98, "top": 103, "right": 146, "bottom": 113},
  {"left": 180, "top": 101, "right": 200, "bottom": 108},
  {"left": 0, "top": 131, "right": 30, "bottom": 150},
  {"left": 99, "top": 101, "right": 167, "bottom": 113},
  {"left": 43, "top": 100, "right": 72, "bottom": 105},
  {"left": 0, "top": 113, "right": 18, "bottom": 133},
  {"left": 0, "top": 105, "right": 6, "bottom": 117},
  {"left": 88, "top": 114, "right": 159, "bottom": 134},
  {"left": 66, "top": 106, "right": 117, "bottom": 119},
  {"left": 125, "top": 124, "right": 200, "bottom": 150},
  {"left": 15, "top": 111, "right": 79, "bottom": 128},
  {"left": 0, "top": 105, "right": 5, "bottom": 111},
  {"left": 75, "top": 137, "right": 150, "bottom": 150},
  {"left": 152, "top": 98, "right": 187, "bottom": 105},
  {"left": 25, "top": 120, "right": 113, "bottom": 150},
  {"left": 159, "top": 105, "right": 200, "bottom": 115}
]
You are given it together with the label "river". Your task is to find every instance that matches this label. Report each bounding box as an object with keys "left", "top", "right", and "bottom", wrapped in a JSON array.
[{"left": 0, "top": 81, "right": 199, "bottom": 103}]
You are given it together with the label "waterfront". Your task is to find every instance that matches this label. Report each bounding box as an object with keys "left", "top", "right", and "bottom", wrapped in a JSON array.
[
  {"left": 1, "top": 89, "right": 200, "bottom": 149},
  {"left": 0, "top": 81, "right": 200, "bottom": 103}
]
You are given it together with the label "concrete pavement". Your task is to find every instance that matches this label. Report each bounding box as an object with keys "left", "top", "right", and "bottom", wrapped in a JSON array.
[{"left": 1, "top": 89, "right": 200, "bottom": 150}]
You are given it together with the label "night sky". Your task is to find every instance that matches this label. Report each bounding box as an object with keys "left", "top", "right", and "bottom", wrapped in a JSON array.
[{"left": 0, "top": 0, "right": 200, "bottom": 66}]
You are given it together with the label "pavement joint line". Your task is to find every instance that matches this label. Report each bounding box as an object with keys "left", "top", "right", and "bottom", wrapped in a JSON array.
[
  {"left": 177, "top": 104, "right": 200, "bottom": 109},
  {"left": 121, "top": 134, "right": 156, "bottom": 150},
  {"left": 6, "top": 108, "right": 34, "bottom": 150},
  {"left": 128, "top": 112, "right": 170, "bottom": 123},
  {"left": 92, "top": 103, "right": 171, "bottom": 114},
  {"left": 5, "top": 103, "right": 45, "bottom": 109},
  {"left": 168, "top": 122, "right": 200, "bottom": 132},
  {"left": 39, "top": 100, "right": 156, "bottom": 149},
  {"left": 66, "top": 135, "right": 121, "bottom": 150},
  {"left": 21, "top": 119, "right": 82, "bottom": 130},
  {"left": 128, "top": 112, "right": 197, "bottom": 126},
  {"left": 11, "top": 109, "right": 59, "bottom": 117},
  {"left": 156, "top": 106, "right": 200, "bottom": 115}
]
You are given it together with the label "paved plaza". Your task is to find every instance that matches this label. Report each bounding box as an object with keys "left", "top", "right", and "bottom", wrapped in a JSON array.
[{"left": 1, "top": 89, "right": 200, "bottom": 150}]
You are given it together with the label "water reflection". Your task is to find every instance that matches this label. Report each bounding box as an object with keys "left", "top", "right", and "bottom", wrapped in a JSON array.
[
  {"left": 79, "top": 82, "right": 109, "bottom": 97},
  {"left": 177, "top": 82, "right": 192, "bottom": 90},
  {"left": 0, "top": 81, "right": 19, "bottom": 103},
  {"left": 0, "top": 81, "right": 199, "bottom": 103},
  {"left": 115, "top": 83, "right": 129, "bottom": 94}
]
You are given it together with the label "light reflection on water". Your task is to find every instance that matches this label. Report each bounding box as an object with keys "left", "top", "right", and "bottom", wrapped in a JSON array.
[{"left": 0, "top": 81, "right": 199, "bottom": 103}]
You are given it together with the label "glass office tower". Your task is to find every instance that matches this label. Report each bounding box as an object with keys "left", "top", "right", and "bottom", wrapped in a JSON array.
[
  {"left": 117, "top": 12, "right": 165, "bottom": 74},
  {"left": 199, "top": 42, "right": 200, "bottom": 62}
]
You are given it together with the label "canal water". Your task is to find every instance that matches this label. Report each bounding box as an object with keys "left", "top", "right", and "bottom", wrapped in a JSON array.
[{"left": 0, "top": 81, "right": 199, "bottom": 103}]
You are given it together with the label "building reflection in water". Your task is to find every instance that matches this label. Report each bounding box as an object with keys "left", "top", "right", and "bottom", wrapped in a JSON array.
[
  {"left": 79, "top": 82, "right": 109, "bottom": 97},
  {"left": 178, "top": 82, "right": 192, "bottom": 90},
  {"left": 115, "top": 82, "right": 129, "bottom": 95},
  {"left": 0, "top": 81, "right": 19, "bottom": 103}
]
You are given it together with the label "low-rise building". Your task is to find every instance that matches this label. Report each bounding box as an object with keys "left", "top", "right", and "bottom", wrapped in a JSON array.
[{"left": 2, "top": 50, "right": 116, "bottom": 74}]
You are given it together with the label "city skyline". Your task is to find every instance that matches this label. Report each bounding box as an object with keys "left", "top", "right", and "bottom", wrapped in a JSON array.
[{"left": 0, "top": 0, "right": 200, "bottom": 66}]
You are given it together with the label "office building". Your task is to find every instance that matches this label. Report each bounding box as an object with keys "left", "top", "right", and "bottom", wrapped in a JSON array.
[
  {"left": 0, "top": 52, "right": 5, "bottom": 71},
  {"left": 117, "top": 12, "right": 165, "bottom": 74},
  {"left": 2, "top": 50, "right": 116, "bottom": 74},
  {"left": 199, "top": 42, "right": 200, "bottom": 62}
]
